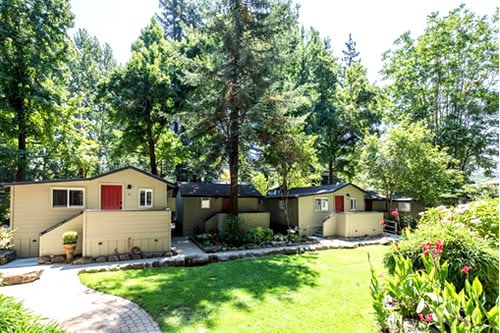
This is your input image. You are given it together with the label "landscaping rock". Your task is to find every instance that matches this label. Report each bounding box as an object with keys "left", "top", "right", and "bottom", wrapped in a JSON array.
[
  {"left": 0, "top": 249, "right": 16, "bottom": 265},
  {"left": 52, "top": 255, "right": 66, "bottom": 263},
  {"left": 107, "top": 255, "right": 119, "bottom": 262},
  {"left": 2, "top": 270, "right": 43, "bottom": 285},
  {"left": 95, "top": 256, "right": 108, "bottom": 263},
  {"left": 73, "top": 257, "right": 93, "bottom": 265},
  {"left": 119, "top": 254, "right": 131, "bottom": 261}
]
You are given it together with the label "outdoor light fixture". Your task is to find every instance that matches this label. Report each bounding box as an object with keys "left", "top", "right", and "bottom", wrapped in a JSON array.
[{"left": 127, "top": 184, "right": 132, "bottom": 189}]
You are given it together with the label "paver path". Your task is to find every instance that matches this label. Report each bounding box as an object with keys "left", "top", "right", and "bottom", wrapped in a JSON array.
[{"left": 1, "top": 258, "right": 162, "bottom": 333}]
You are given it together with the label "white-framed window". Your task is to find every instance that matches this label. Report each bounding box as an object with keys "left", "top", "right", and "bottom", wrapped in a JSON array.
[
  {"left": 201, "top": 197, "right": 210, "bottom": 209},
  {"left": 314, "top": 197, "right": 329, "bottom": 211},
  {"left": 139, "top": 189, "right": 153, "bottom": 207},
  {"left": 350, "top": 198, "right": 357, "bottom": 211},
  {"left": 52, "top": 188, "right": 84, "bottom": 208}
]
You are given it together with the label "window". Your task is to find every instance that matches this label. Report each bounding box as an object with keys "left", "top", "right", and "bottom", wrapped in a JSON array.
[
  {"left": 52, "top": 188, "right": 84, "bottom": 208},
  {"left": 350, "top": 198, "right": 357, "bottom": 211},
  {"left": 139, "top": 189, "right": 153, "bottom": 207},
  {"left": 314, "top": 198, "right": 328, "bottom": 211},
  {"left": 279, "top": 200, "right": 285, "bottom": 210},
  {"left": 201, "top": 197, "right": 210, "bottom": 209}
]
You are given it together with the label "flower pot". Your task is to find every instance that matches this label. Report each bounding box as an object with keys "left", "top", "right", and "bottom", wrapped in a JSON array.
[{"left": 63, "top": 243, "right": 77, "bottom": 263}]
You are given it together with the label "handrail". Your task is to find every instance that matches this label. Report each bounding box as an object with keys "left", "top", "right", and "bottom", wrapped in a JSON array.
[{"left": 39, "top": 210, "right": 84, "bottom": 236}]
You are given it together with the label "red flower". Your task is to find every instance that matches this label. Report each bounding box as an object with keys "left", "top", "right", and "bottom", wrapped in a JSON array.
[
  {"left": 417, "top": 313, "right": 425, "bottom": 321},
  {"left": 433, "top": 239, "right": 444, "bottom": 255},
  {"left": 379, "top": 220, "right": 386, "bottom": 226},
  {"left": 423, "top": 250, "right": 429, "bottom": 257},
  {"left": 390, "top": 210, "right": 399, "bottom": 217},
  {"left": 425, "top": 313, "right": 433, "bottom": 322},
  {"left": 461, "top": 266, "right": 471, "bottom": 275}
]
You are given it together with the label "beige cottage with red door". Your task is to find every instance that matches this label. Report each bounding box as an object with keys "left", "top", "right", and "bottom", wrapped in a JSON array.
[
  {"left": 264, "top": 183, "right": 384, "bottom": 238},
  {"left": 4, "top": 167, "right": 175, "bottom": 258}
]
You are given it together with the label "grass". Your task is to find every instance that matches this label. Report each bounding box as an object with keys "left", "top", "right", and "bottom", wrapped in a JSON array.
[{"left": 80, "top": 245, "right": 389, "bottom": 332}]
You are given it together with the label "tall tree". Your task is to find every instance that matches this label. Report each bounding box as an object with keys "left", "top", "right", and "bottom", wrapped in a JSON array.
[
  {"left": 382, "top": 5, "right": 499, "bottom": 177},
  {"left": 186, "top": 0, "right": 297, "bottom": 215},
  {"left": 341, "top": 33, "right": 360, "bottom": 76},
  {"left": 0, "top": 0, "right": 74, "bottom": 181},
  {"left": 156, "top": 0, "right": 202, "bottom": 41},
  {"left": 107, "top": 18, "right": 182, "bottom": 176},
  {"left": 360, "top": 119, "right": 461, "bottom": 208}
]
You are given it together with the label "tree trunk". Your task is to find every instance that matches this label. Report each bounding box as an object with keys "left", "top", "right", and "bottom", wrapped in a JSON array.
[
  {"left": 328, "top": 158, "right": 334, "bottom": 184},
  {"left": 16, "top": 99, "right": 26, "bottom": 181},
  {"left": 145, "top": 101, "right": 158, "bottom": 175},
  {"left": 229, "top": 107, "right": 239, "bottom": 216}
]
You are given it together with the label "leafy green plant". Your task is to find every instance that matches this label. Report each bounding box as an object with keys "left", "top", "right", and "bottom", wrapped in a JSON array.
[
  {"left": 221, "top": 216, "right": 247, "bottom": 247},
  {"left": 0, "top": 294, "right": 65, "bottom": 332},
  {"left": 246, "top": 227, "right": 273, "bottom": 245},
  {"left": 384, "top": 223, "right": 498, "bottom": 306},
  {"left": 372, "top": 240, "right": 499, "bottom": 332},
  {"left": 62, "top": 231, "right": 78, "bottom": 244},
  {"left": 0, "top": 227, "right": 15, "bottom": 249}
]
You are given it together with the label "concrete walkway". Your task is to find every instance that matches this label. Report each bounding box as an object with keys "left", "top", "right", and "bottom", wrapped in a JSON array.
[{"left": 0, "top": 236, "right": 395, "bottom": 332}]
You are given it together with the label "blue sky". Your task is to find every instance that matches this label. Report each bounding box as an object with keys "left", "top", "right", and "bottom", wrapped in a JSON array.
[{"left": 69, "top": 0, "right": 497, "bottom": 83}]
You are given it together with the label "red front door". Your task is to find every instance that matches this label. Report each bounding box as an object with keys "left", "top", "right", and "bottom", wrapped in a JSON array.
[
  {"left": 335, "top": 195, "right": 344, "bottom": 213},
  {"left": 101, "top": 185, "right": 122, "bottom": 210},
  {"left": 222, "top": 197, "right": 231, "bottom": 213}
]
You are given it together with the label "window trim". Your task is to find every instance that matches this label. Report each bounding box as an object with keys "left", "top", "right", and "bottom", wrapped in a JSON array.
[
  {"left": 139, "top": 188, "right": 153, "bottom": 208},
  {"left": 314, "top": 197, "right": 329, "bottom": 211},
  {"left": 350, "top": 197, "right": 357, "bottom": 211},
  {"left": 51, "top": 188, "right": 85, "bottom": 208},
  {"left": 201, "top": 197, "right": 210, "bottom": 209}
]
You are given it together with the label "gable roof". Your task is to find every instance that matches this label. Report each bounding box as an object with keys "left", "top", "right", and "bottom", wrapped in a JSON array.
[
  {"left": 1, "top": 166, "right": 176, "bottom": 188},
  {"left": 178, "top": 182, "right": 263, "bottom": 198},
  {"left": 267, "top": 183, "right": 368, "bottom": 198}
]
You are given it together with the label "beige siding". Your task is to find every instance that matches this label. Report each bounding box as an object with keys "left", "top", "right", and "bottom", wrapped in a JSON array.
[
  {"left": 83, "top": 210, "right": 171, "bottom": 257},
  {"left": 182, "top": 197, "right": 222, "bottom": 236},
  {"left": 327, "top": 212, "right": 384, "bottom": 238},
  {"left": 9, "top": 168, "right": 170, "bottom": 257},
  {"left": 205, "top": 212, "right": 270, "bottom": 234},
  {"left": 181, "top": 197, "right": 261, "bottom": 236},
  {"left": 372, "top": 200, "right": 425, "bottom": 216},
  {"left": 297, "top": 195, "right": 333, "bottom": 235},
  {"left": 39, "top": 214, "right": 84, "bottom": 256},
  {"left": 334, "top": 185, "right": 366, "bottom": 212}
]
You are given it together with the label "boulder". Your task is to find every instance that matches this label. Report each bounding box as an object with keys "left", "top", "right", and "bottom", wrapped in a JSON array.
[{"left": 2, "top": 270, "right": 43, "bottom": 285}]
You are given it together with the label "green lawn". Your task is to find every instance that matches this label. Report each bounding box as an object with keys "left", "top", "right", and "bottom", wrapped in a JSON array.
[{"left": 80, "top": 245, "right": 389, "bottom": 332}]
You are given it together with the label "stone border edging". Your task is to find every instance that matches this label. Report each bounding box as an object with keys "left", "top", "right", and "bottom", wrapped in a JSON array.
[{"left": 78, "top": 238, "right": 392, "bottom": 275}]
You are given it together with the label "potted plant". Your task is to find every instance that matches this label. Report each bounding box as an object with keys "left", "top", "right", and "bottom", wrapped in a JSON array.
[{"left": 62, "top": 231, "right": 78, "bottom": 263}]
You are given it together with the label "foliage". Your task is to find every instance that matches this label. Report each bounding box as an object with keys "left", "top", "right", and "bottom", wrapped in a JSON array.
[
  {"left": 80, "top": 245, "right": 389, "bottom": 332},
  {"left": 0, "top": 294, "right": 65, "bottom": 333},
  {"left": 371, "top": 241, "right": 499, "bottom": 332},
  {"left": 382, "top": 5, "right": 499, "bottom": 178},
  {"left": 107, "top": 18, "right": 183, "bottom": 176},
  {"left": 246, "top": 227, "right": 274, "bottom": 245},
  {"left": 62, "top": 231, "right": 78, "bottom": 244},
  {"left": 360, "top": 119, "right": 462, "bottom": 207},
  {"left": 156, "top": 0, "right": 203, "bottom": 41},
  {"left": 0, "top": 0, "right": 74, "bottom": 181},
  {"left": 383, "top": 224, "right": 499, "bottom": 307},
  {"left": 0, "top": 227, "right": 15, "bottom": 249},
  {"left": 419, "top": 198, "right": 499, "bottom": 245},
  {"left": 220, "top": 216, "right": 248, "bottom": 247}
]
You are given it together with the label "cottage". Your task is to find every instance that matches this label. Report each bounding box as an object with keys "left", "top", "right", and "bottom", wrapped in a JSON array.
[
  {"left": 175, "top": 183, "right": 269, "bottom": 236},
  {"left": 3, "top": 167, "right": 175, "bottom": 258},
  {"left": 264, "top": 183, "right": 384, "bottom": 238}
]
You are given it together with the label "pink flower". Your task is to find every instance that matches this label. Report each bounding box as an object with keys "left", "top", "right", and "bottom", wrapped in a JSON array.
[
  {"left": 390, "top": 210, "right": 399, "bottom": 217},
  {"left": 418, "top": 313, "right": 425, "bottom": 321},
  {"left": 425, "top": 313, "right": 433, "bottom": 322},
  {"left": 379, "top": 220, "right": 386, "bottom": 226},
  {"left": 461, "top": 266, "right": 471, "bottom": 275}
]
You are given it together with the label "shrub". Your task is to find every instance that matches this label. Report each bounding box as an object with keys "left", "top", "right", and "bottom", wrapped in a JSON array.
[
  {"left": 370, "top": 241, "right": 499, "bottom": 332},
  {"left": 221, "top": 216, "right": 247, "bottom": 247},
  {"left": 0, "top": 294, "right": 65, "bottom": 332},
  {"left": 384, "top": 224, "right": 499, "bottom": 306},
  {"left": 62, "top": 231, "right": 78, "bottom": 244},
  {"left": 0, "top": 227, "right": 15, "bottom": 249},
  {"left": 246, "top": 227, "right": 273, "bottom": 245}
]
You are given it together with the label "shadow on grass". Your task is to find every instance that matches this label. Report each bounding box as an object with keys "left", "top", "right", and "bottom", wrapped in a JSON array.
[{"left": 84, "top": 253, "right": 320, "bottom": 331}]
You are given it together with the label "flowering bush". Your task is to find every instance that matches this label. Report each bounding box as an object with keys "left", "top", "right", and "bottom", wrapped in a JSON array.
[
  {"left": 370, "top": 240, "right": 499, "bottom": 332},
  {"left": 419, "top": 198, "right": 498, "bottom": 245},
  {"left": 383, "top": 223, "right": 498, "bottom": 307}
]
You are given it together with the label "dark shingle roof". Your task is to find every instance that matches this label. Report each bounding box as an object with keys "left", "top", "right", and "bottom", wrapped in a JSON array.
[
  {"left": 178, "top": 183, "right": 263, "bottom": 198},
  {"left": 267, "top": 183, "right": 368, "bottom": 198},
  {"left": 2, "top": 166, "right": 176, "bottom": 188}
]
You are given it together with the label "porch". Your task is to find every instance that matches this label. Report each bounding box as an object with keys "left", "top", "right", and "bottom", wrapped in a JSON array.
[{"left": 321, "top": 211, "right": 384, "bottom": 238}]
